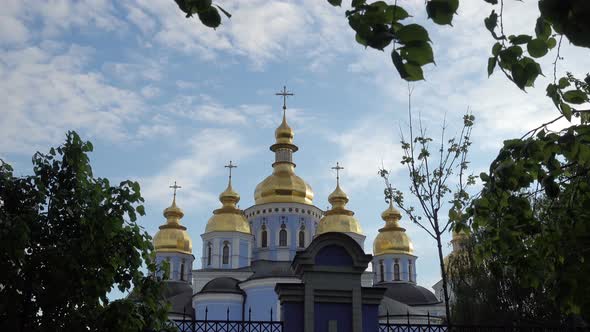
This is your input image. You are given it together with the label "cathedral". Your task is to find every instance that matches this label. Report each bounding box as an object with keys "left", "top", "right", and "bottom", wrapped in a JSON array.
[{"left": 151, "top": 88, "right": 445, "bottom": 330}]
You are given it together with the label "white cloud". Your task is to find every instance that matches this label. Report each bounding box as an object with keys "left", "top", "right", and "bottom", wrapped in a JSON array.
[
  {"left": 0, "top": 43, "right": 145, "bottom": 155},
  {"left": 329, "top": 115, "right": 404, "bottom": 189},
  {"left": 141, "top": 85, "right": 161, "bottom": 98},
  {"left": 140, "top": 128, "right": 254, "bottom": 209}
]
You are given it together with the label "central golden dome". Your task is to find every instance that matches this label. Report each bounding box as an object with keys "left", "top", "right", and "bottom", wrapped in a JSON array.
[
  {"left": 253, "top": 108, "right": 314, "bottom": 205},
  {"left": 316, "top": 183, "right": 363, "bottom": 235},
  {"left": 373, "top": 201, "right": 414, "bottom": 256},
  {"left": 153, "top": 198, "right": 192, "bottom": 255},
  {"left": 205, "top": 180, "right": 251, "bottom": 234}
]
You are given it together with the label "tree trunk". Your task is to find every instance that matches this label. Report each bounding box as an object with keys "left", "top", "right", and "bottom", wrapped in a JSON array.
[{"left": 436, "top": 233, "right": 452, "bottom": 326}]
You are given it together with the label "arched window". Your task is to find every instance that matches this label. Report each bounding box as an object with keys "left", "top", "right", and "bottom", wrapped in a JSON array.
[
  {"left": 180, "top": 259, "right": 185, "bottom": 281},
  {"left": 261, "top": 224, "right": 268, "bottom": 248},
  {"left": 408, "top": 259, "right": 414, "bottom": 282},
  {"left": 207, "top": 243, "right": 212, "bottom": 266},
  {"left": 279, "top": 223, "right": 287, "bottom": 247},
  {"left": 298, "top": 229, "right": 305, "bottom": 248},
  {"left": 222, "top": 241, "right": 230, "bottom": 264},
  {"left": 394, "top": 259, "right": 400, "bottom": 281},
  {"left": 379, "top": 260, "right": 384, "bottom": 282}
]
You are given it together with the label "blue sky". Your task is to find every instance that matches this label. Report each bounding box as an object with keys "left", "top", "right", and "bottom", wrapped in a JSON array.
[{"left": 2, "top": 0, "right": 589, "bottom": 293}]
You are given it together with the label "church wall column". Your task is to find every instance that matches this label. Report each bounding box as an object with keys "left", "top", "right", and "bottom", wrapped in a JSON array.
[
  {"left": 304, "top": 285, "right": 314, "bottom": 332},
  {"left": 352, "top": 287, "right": 363, "bottom": 332}
]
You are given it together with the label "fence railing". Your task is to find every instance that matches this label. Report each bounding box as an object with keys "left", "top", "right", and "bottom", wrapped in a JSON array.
[
  {"left": 166, "top": 319, "right": 283, "bottom": 332},
  {"left": 379, "top": 314, "right": 589, "bottom": 332}
]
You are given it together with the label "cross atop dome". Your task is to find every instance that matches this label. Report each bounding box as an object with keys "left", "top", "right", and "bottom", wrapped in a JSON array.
[
  {"left": 275, "top": 85, "right": 294, "bottom": 111},
  {"left": 225, "top": 160, "right": 237, "bottom": 182},
  {"left": 331, "top": 162, "right": 344, "bottom": 186},
  {"left": 169, "top": 181, "right": 182, "bottom": 201}
]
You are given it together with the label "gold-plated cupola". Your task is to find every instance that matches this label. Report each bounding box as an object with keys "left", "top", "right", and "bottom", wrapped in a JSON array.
[
  {"left": 153, "top": 183, "right": 193, "bottom": 255},
  {"left": 316, "top": 162, "right": 363, "bottom": 235},
  {"left": 205, "top": 161, "right": 251, "bottom": 234},
  {"left": 373, "top": 201, "right": 414, "bottom": 256},
  {"left": 254, "top": 86, "right": 314, "bottom": 205}
]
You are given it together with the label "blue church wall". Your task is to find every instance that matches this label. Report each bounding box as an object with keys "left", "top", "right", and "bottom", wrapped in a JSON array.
[
  {"left": 362, "top": 304, "right": 379, "bottom": 332},
  {"left": 244, "top": 203, "right": 323, "bottom": 262},
  {"left": 280, "top": 303, "right": 303, "bottom": 332},
  {"left": 155, "top": 252, "right": 193, "bottom": 282},
  {"left": 314, "top": 303, "right": 352, "bottom": 332},
  {"left": 243, "top": 285, "right": 280, "bottom": 321},
  {"left": 194, "top": 300, "right": 242, "bottom": 321},
  {"left": 315, "top": 245, "right": 353, "bottom": 266},
  {"left": 373, "top": 254, "right": 418, "bottom": 283},
  {"left": 239, "top": 239, "right": 249, "bottom": 267}
]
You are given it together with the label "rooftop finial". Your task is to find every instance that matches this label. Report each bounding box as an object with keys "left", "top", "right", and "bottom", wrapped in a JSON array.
[
  {"left": 169, "top": 181, "right": 182, "bottom": 203},
  {"left": 275, "top": 85, "right": 294, "bottom": 112},
  {"left": 224, "top": 160, "right": 237, "bottom": 185},
  {"left": 331, "top": 162, "right": 344, "bottom": 186}
]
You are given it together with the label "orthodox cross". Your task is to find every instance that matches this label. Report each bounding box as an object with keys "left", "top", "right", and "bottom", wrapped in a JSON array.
[
  {"left": 169, "top": 181, "right": 182, "bottom": 201},
  {"left": 331, "top": 162, "right": 344, "bottom": 185},
  {"left": 275, "top": 85, "right": 294, "bottom": 110},
  {"left": 225, "top": 160, "right": 237, "bottom": 181}
]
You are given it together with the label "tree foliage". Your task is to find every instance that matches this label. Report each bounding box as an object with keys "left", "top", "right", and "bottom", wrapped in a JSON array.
[
  {"left": 379, "top": 89, "right": 476, "bottom": 324},
  {"left": 0, "top": 131, "right": 173, "bottom": 332}
]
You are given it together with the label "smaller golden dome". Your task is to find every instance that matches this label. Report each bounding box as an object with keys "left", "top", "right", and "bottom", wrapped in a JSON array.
[
  {"left": 373, "top": 201, "right": 414, "bottom": 256},
  {"left": 153, "top": 198, "right": 192, "bottom": 255},
  {"left": 274, "top": 110, "right": 294, "bottom": 145},
  {"left": 205, "top": 180, "right": 251, "bottom": 234},
  {"left": 316, "top": 183, "right": 363, "bottom": 235}
]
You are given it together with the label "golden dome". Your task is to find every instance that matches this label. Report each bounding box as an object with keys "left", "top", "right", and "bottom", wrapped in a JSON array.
[
  {"left": 253, "top": 107, "right": 314, "bottom": 205},
  {"left": 205, "top": 180, "right": 251, "bottom": 234},
  {"left": 275, "top": 111, "right": 294, "bottom": 145},
  {"left": 153, "top": 198, "right": 192, "bottom": 255},
  {"left": 316, "top": 184, "right": 363, "bottom": 235},
  {"left": 373, "top": 201, "right": 414, "bottom": 256}
]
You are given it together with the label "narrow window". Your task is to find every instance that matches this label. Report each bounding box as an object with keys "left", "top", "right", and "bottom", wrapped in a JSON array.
[
  {"left": 222, "top": 242, "right": 229, "bottom": 264},
  {"left": 164, "top": 257, "right": 170, "bottom": 280},
  {"left": 379, "top": 260, "right": 384, "bottom": 282},
  {"left": 261, "top": 224, "right": 268, "bottom": 248},
  {"left": 408, "top": 259, "right": 414, "bottom": 282},
  {"left": 180, "top": 260, "right": 185, "bottom": 281},
  {"left": 298, "top": 230, "right": 305, "bottom": 248},
  {"left": 207, "top": 243, "right": 212, "bottom": 266},
  {"left": 394, "top": 259, "right": 400, "bottom": 281},
  {"left": 279, "top": 224, "right": 287, "bottom": 247}
]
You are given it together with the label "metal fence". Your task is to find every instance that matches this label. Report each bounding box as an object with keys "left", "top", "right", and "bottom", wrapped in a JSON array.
[
  {"left": 166, "top": 319, "right": 283, "bottom": 332},
  {"left": 379, "top": 314, "right": 589, "bottom": 332}
]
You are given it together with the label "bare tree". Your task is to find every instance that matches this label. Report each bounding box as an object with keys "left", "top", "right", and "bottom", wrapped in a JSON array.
[{"left": 379, "top": 86, "right": 476, "bottom": 325}]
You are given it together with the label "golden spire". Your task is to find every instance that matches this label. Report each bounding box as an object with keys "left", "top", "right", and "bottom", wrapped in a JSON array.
[
  {"left": 373, "top": 200, "right": 414, "bottom": 256},
  {"left": 316, "top": 162, "right": 363, "bottom": 235},
  {"left": 254, "top": 86, "right": 314, "bottom": 205},
  {"left": 153, "top": 181, "right": 192, "bottom": 255},
  {"left": 205, "top": 162, "right": 251, "bottom": 234}
]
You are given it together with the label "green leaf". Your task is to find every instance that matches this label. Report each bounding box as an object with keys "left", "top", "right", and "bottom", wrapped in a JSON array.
[
  {"left": 396, "top": 24, "right": 430, "bottom": 44},
  {"left": 391, "top": 50, "right": 408, "bottom": 78},
  {"left": 547, "top": 37, "right": 557, "bottom": 49},
  {"left": 487, "top": 57, "right": 497, "bottom": 76},
  {"left": 400, "top": 42, "right": 434, "bottom": 66},
  {"left": 511, "top": 63, "right": 527, "bottom": 90},
  {"left": 403, "top": 62, "right": 424, "bottom": 81},
  {"left": 492, "top": 42, "right": 502, "bottom": 56},
  {"left": 563, "top": 90, "right": 588, "bottom": 104},
  {"left": 426, "top": 0, "right": 459, "bottom": 26},
  {"left": 558, "top": 77, "right": 570, "bottom": 89},
  {"left": 560, "top": 102, "right": 572, "bottom": 121},
  {"left": 534, "top": 17, "right": 551, "bottom": 40},
  {"left": 527, "top": 39, "right": 548, "bottom": 58},
  {"left": 389, "top": 5, "right": 410, "bottom": 21},
  {"left": 484, "top": 11, "right": 498, "bottom": 35},
  {"left": 136, "top": 205, "right": 146, "bottom": 216},
  {"left": 509, "top": 34, "right": 532, "bottom": 45},
  {"left": 197, "top": 6, "right": 221, "bottom": 28},
  {"left": 327, "top": 0, "right": 342, "bottom": 6}
]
